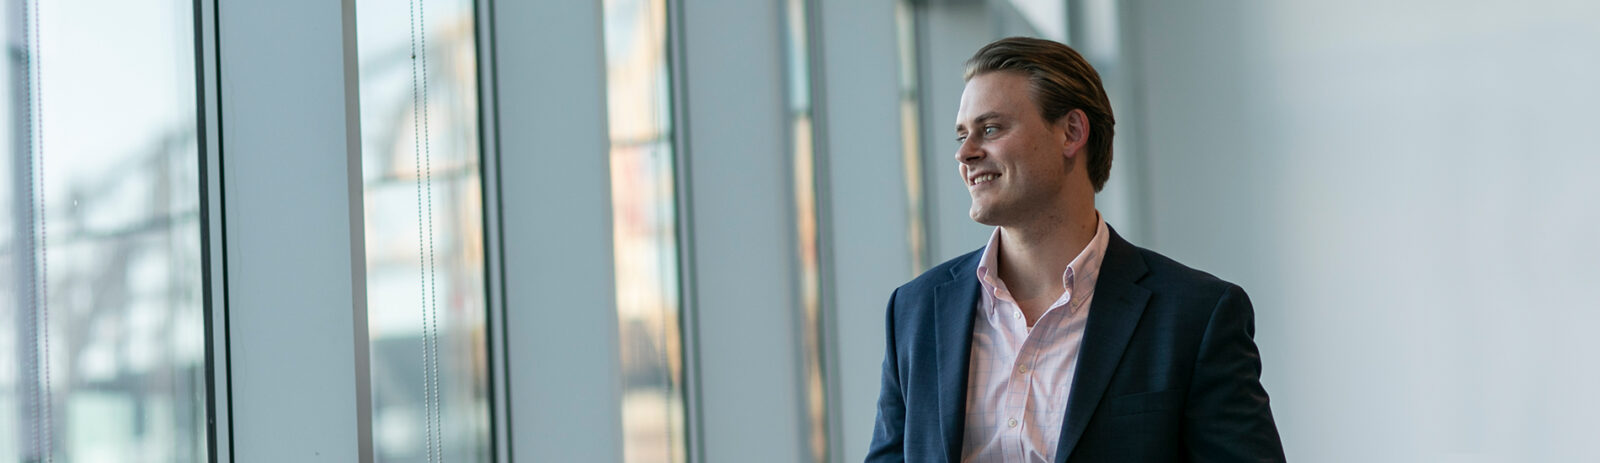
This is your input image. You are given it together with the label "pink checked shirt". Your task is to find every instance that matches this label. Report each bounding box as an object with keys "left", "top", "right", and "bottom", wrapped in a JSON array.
[{"left": 960, "top": 215, "right": 1109, "bottom": 463}]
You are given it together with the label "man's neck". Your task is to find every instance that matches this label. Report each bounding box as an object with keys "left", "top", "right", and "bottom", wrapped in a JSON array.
[{"left": 995, "top": 207, "right": 1098, "bottom": 304}]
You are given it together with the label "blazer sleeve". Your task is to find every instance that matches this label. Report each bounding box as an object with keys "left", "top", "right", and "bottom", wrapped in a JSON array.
[
  {"left": 864, "top": 288, "right": 906, "bottom": 462},
  {"left": 1183, "top": 284, "right": 1287, "bottom": 462}
]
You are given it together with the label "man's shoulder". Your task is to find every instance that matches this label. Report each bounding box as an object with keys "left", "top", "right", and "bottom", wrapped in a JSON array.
[{"left": 1122, "top": 239, "right": 1242, "bottom": 301}]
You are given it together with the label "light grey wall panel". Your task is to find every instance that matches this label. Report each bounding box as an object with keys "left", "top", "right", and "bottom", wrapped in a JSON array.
[
  {"left": 677, "top": 0, "right": 806, "bottom": 461},
  {"left": 489, "top": 0, "right": 625, "bottom": 461},
  {"left": 216, "top": 0, "right": 371, "bottom": 461},
  {"left": 1125, "top": 1, "right": 1600, "bottom": 461},
  {"left": 812, "top": 0, "right": 915, "bottom": 460}
]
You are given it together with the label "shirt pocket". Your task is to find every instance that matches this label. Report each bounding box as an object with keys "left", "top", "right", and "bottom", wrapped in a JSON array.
[{"left": 1100, "top": 388, "right": 1185, "bottom": 417}]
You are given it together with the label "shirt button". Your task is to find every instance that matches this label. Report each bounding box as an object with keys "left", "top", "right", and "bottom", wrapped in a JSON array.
[
  {"left": 1008, "top": 418, "right": 1018, "bottom": 428},
  {"left": 1013, "top": 311, "right": 1023, "bottom": 319},
  {"left": 1018, "top": 365, "right": 1028, "bottom": 374}
]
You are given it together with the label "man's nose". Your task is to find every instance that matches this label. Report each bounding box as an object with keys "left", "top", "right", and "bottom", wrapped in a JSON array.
[{"left": 955, "top": 137, "right": 983, "bottom": 164}]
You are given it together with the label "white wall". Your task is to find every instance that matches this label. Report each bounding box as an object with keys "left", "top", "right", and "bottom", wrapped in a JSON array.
[{"left": 1122, "top": 1, "right": 1600, "bottom": 461}]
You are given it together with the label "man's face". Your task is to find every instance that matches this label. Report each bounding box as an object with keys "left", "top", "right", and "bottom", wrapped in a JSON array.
[{"left": 954, "top": 71, "right": 1073, "bottom": 227}]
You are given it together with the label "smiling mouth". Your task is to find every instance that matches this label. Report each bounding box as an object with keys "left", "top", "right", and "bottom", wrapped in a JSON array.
[{"left": 970, "top": 173, "right": 999, "bottom": 186}]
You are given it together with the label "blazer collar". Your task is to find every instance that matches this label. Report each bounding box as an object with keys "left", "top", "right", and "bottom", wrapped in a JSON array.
[
  {"left": 1054, "top": 225, "right": 1152, "bottom": 462},
  {"left": 934, "top": 250, "right": 982, "bottom": 463}
]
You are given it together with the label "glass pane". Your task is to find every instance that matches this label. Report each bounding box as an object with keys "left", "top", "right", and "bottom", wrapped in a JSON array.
[
  {"left": 895, "top": 0, "right": 929, "bottom": 273},
  {"left": 601, "top": 0, "right": 687, "bottom": 461},
  {"left": 0, "top": 0, "right": 208, "bottom": 462},
  {"left": 355, "top": 0, "right": 491, "bottom": 461},
  {"left": 781, "top": 0, "right": 830, "bottom": 461}
]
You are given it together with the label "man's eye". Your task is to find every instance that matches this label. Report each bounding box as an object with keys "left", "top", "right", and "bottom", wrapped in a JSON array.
[
  {"left": 956, "top": 135, "right": 967, "bottom": 144},
  {"left": 983, "top": 126, "right": 999, "bottom": 136}
]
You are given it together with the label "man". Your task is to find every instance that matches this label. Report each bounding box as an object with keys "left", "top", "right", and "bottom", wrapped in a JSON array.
[{"left": 866, "top": 37, "right": 1285, "bottom": 462}]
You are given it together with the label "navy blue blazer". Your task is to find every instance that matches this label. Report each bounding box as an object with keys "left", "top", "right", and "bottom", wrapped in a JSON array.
[{"left": 866, "top": 226, "right": 1285, "bottom": 462}]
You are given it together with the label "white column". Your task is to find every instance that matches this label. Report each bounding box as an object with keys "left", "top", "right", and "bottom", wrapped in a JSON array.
[
  {"left": 674, "top": 0, "right": 806, "bottom": 460},
  {"left": 487, "top": 0, "right": 627, "bottom": 461},
  {"left": 212, "top": 0, "right": 371, "bottom": 461}
]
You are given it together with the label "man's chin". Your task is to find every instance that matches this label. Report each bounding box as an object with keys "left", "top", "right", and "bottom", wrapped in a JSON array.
[{"left": 969, "top": 206, "right": 1003, "bottom": 226}]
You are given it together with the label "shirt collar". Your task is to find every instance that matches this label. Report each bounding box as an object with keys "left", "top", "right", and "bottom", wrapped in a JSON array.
[
  {"left": 974, "top": 213, "right": 1110, "bottom": 315},
  {"left": 975, "top": 228, "right": 1009, "bottom": 307},
  {"left": 1066, "top": 216, "right": 1110, "bottom": 312}
]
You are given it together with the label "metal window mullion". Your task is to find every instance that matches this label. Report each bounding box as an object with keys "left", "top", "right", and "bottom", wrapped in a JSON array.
[
  {"left": 470, "top": 0, "right": 512, "bottom": 461},
  {"left": 662, "top": 0, "right": 706, "bottom": 461},
  {"left": 214, "top": 0, "right": 371, "bottom": 461},
  {"left": 194, "top": 0, "right": 232, "bottom": 460}
]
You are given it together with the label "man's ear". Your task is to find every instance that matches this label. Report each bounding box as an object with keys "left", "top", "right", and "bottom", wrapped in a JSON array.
[{"left": 1061, "top": 109, "right": 1090, "bottom": 160}]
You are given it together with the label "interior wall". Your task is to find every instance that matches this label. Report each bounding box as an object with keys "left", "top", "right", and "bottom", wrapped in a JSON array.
[{"left": 1123, "top": 1, "right": 1600, "bottom": 461}]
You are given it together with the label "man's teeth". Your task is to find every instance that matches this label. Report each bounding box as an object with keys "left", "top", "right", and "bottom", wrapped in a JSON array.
[{"left": 972, "top": 174, "right": 999, "bottom": 185}]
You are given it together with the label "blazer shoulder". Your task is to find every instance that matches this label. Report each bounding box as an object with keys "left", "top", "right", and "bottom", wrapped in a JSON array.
[
  {"left": 1129, "top": 243, "right": 1242, "bottom": 298},
  {"left": 894, "top": 247, "right": 983, "bottom": 296}
]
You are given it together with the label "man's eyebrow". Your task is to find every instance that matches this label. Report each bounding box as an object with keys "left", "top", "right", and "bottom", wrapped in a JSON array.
[{"left": 956, "top": 112, "right": 1004, "bottom": 132}]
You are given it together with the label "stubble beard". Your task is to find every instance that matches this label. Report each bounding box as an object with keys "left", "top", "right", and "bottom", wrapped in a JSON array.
[
  {"left": 969, "top": 194, "right": 1014, "bottom": 227},
  {"left": 969, "top": 179, "right": 1069, "bottom": 230}
]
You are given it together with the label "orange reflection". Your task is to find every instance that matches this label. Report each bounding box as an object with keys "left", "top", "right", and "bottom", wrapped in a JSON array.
[{"left": 603, "top": 0, "right": 687, "bottom": 461}]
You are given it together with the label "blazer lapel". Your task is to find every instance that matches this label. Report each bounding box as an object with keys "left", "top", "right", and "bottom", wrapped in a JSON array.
[
  {"left": 934, "top": 253, "right": 981, "bottom": 463},
  {"left": 1054, "top": 227, "right": 1151, "bottom": 462}
]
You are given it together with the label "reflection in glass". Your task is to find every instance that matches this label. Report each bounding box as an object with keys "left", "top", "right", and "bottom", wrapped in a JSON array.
[
  {"left": 1, "top": 0, "right": 208, "bottom": 461},
  {"left": 355, "top": 0, "right": 490, "bottom": 461},
  {"left": 782, "top": 0, "right": 831, "bottom": 461},
  {"left": 896, "top": 0, "right": 929, "bottom": 273},
  {"left": 601, "top": 0, "right": 687, "bottom": 461}
]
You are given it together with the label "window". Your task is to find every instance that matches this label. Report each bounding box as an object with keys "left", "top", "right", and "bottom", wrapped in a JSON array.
[
  {"left": 782, "top": 0, "right": 832, "bottom": 460},
  {"left": 896, "top": 0, "right": 929, "bottom": 273},
  {"left": 602, "top": 0, "right": 688, "bottom": 460},
  {"left": 355, "top": 0, "right": 492, "bottom": 460},
  {"left": 0, "top": 0, "right": 208, "bottom": 461}
]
